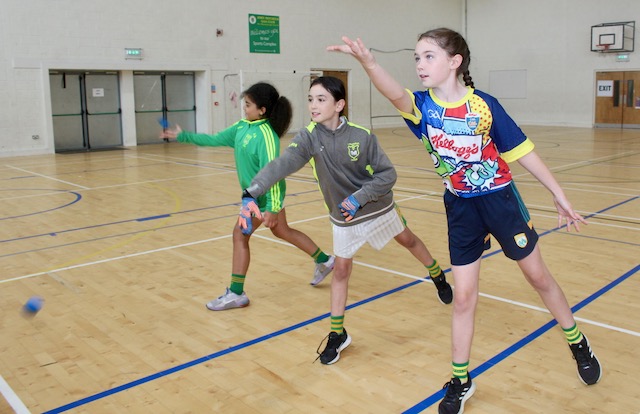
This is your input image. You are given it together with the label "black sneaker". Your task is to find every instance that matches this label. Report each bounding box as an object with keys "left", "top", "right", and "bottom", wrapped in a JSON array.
[
  {"left": 438, "top": 375, "right": 476, "bottom": 414},
  {"left": 569, "top": 335, "right": 602, "bottom": 385},
  {"left": 316, "top": 329, "right": 352, "bottom": 365},
  {"left": 432, "top": 271, "right": 453, "bottom": 305}
]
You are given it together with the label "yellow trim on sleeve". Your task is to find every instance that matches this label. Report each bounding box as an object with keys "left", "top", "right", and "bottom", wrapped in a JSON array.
[
  {"left": 500, "top": 138, "right": 535, "bottom": 164},
  {"left": 397, "top": 89, "right": 421, "bottom": 124}
]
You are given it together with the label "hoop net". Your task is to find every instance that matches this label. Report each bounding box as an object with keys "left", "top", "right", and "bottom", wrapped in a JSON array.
[{"left": 596, "top": 44, "right": 610, "bottom": 53}]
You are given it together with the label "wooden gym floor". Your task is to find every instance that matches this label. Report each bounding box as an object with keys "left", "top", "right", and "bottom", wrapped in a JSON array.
[{"left": 0, "top": 125, "right": 639, "bottom": 413}]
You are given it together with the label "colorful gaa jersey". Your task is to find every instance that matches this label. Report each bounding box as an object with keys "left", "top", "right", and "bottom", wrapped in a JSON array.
[{"left": 399, "top": 87, "right": 534, "bottom": 198}]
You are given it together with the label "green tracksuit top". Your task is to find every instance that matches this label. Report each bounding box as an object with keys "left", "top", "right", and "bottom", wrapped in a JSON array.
[{"left": 177, "top": 118, "right": 286, "bottom": 213}]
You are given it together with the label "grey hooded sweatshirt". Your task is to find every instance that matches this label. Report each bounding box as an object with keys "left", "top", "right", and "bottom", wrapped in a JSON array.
[{"left": 246, "top": 117, "right": 397, "bottom": 227}]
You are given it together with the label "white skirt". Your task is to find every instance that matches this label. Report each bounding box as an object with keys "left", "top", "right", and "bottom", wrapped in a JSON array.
[{"left": 332, "top": 207, "right": 405, "bottom": 259}]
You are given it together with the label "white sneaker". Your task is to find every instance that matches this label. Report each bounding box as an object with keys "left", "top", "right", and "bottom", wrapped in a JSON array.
[
  {"left": 206, "top": 288, "right": 250, "bottom": 311},
  {"left": 311, "top": 256, "right": 335, "bottom": 286}
]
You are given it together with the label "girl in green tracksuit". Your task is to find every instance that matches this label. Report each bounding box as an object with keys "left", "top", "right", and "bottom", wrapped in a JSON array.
[{"left": 161, "top": 82, "right": 334, "bottom": 311}]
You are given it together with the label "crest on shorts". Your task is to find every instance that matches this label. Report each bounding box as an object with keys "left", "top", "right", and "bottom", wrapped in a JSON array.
[
  {"left": 465, "top": 113, "right": 480, "bottom": 131},
  {"left": 514, "top": 233, "right": 528, "bottom": 248},
  {"left": 348, "top": 142, "right": 360, "bottom": 161}
]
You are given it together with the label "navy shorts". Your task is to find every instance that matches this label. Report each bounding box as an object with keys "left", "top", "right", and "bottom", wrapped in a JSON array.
[{"left": 444, "top": 183, "right": 539, "bottom": 266}]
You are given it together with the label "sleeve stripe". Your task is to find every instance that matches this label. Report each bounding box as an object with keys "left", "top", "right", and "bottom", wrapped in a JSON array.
[
  {"left": 260, "top": 124, "right": 282, "bottom": 211},
  {"left": 397, "top": 89, "right": 421, "bottom": 124},
  {"left": 500, "top": 138, "right": 535, "bottom": 164}
]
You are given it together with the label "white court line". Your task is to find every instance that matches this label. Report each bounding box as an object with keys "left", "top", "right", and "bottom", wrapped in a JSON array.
[
  {"left": 1, "top": 208, "right": 637, "bottom": 412},
  {"left": 251, "top": 233, "right": 640, "bottom": 338},
  {"left": 0, "top": 373, "right": 30, "bottom": 414},
  {"left": 6, "top": 165, "right": 90, "bottom": 190}
]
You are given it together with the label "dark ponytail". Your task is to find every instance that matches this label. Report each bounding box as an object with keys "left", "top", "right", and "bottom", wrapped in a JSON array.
[{"left": 242, "top": 82, "right": 293, "bottom": 137}]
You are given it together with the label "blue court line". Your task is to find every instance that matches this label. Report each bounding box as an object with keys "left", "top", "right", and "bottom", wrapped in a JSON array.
[
  {"left": 402, "top": 263, "right": 640, "bottom": 414},
  {"left": 39, "top": 195, "right": 639, "bottom": 413},
  {"left": 0, "top": 190, "right": 82, "bottom": 221},
  {"left": 1, "top": 189, "right": 324, "bottom": 244},
  {"left": 41, "top": 275, "right": 430, "bottom": 414},
  {"left": 135, "top": 214, "right": 171, "bottom": 222}
]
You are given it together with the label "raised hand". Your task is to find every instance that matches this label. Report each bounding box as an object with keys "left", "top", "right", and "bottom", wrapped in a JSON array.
[
  {"left": 160, "top": 124, "right": 182, "bottom": 140},
  {"left": 338, "top": 195, "right": 360, "bottom": 222},
  {"left": 238, "top": 194, "right": 263, "bottom": 235},
  {"left": 327, "top": 37, "right": 377, "bottom": 69}
]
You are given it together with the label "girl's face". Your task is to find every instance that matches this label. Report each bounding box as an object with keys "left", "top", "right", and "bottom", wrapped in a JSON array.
[
  {"left": 243, "top": 96, "right": 264, "bottom": 121},
  {"left": 414, "top": 38, "right": 459, "bottom": 89},
  {"left": 308, "top": 84, "right": 344, "bottom": 128}
]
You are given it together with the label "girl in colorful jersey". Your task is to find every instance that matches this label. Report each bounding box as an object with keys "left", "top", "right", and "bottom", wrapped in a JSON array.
[
  {"left": 328, "top": 28, "right": 601, "bottom": 414},
  {"left": 239, "top": 76, "right": 452, "bottom": 365},
  {"left": 160, "top": 82, "right": 334, "bottom": 311}
]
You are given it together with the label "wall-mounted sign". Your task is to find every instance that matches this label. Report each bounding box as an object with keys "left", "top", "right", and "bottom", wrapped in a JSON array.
[
  {"left": 248, "top": 14, "right": 280, "bottom": 54},
  {"left": 596, "top": 80, "right": 614, "bottom": 97}
]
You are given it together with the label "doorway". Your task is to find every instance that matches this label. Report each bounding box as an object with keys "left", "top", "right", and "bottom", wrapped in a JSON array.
[
  {"left": 49, "top": 71, "right": 123, "bottom": 152},
  {"left": 134, "top": 72, "right": 196, "bottom": 144},
  {"left": 595, "top": 70, "right": 640, "bottom": 128}
]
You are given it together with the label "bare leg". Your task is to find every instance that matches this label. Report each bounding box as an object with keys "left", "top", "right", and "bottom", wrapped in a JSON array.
[
  {"left": 331, "top": 257, "right": 353, "bottom": 316},
  {"left": 269, "top": 208, "right": 319, "bottom": 256},
  {"left": 393, "top": 226, "right": 436, "bottom": 265},
  {"left": 450, "top": 258, "right": 481, "bottom": 363},
  {"left": 231, "top": 217, "right": 261, "bottom": 275},
  {"left": 517, "top": 244, "right": 576, "bottom": 329}
]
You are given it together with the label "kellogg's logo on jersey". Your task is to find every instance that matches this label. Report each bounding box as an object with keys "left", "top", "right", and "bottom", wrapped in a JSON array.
[{"left": 465, "top": 113, "right": 480, "bottom": 132}]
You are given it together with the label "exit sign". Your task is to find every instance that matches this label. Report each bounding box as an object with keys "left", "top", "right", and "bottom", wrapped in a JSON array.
[{"left": 125, "top": 48, "right": 143, "bottom": 59}]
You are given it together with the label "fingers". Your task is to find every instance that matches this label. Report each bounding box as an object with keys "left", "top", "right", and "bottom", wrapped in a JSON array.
[
  {"left": 560, "top": 214, "right": 587, "bottom": 232},
  {"left": 248, "top": 203, "right": 263, "bottom": 220}
]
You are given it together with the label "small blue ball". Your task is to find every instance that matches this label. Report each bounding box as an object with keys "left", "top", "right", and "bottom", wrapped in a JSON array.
[{"left": 24, "top": 296, "right": 44, "bottom": 313}]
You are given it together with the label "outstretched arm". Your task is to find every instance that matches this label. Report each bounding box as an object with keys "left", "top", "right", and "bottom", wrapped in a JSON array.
[
  {"left": 327, "top": 36, "right": 413, "bottom": 114},
  {"left": 517, "top": 151, "right": 586, "bottom": 232}
]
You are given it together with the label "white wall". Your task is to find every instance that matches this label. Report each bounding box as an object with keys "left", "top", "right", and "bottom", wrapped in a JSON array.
[
  {"left": 1, "top": 0, "right": 638, "bottom": 157},
  {"left": 0, "top": 0, "right": 463, "bottom": 157},
  {"left": 465, "top": 0, "right": 639, "bottom": 127}
]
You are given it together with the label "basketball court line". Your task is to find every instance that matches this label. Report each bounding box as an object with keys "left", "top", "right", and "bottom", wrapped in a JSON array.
[
  {"left": 0, "top": 373, "right": 31, "bottom": 414},
  {"left": 1, "top": 152, "right": 638, "bottom": 412},
  {"left": 1, "top": 200, "right": 637, "bottom": 412},
  {"left": 37, "top": 255, "right": 640, "bottom": 413},
  {"left": 402, "top": 263, "right": 640, "bottom": 414}
]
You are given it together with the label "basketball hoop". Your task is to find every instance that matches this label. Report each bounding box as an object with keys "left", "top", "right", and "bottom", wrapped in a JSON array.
[{"left": 596, "top": 44, "right": 610, "bottom": 53}]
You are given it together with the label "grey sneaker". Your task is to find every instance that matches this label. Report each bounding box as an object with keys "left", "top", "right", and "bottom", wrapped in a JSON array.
[
  {"left": 206, "top": 288, "right": 250, "bottom": 311},
  {"left": 311, "top": 255, "right": 335, "bottom": 286}
]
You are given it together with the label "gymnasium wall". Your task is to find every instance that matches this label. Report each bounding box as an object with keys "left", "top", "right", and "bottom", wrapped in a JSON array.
[
  {"left": 0, "top": 0, "right": 638, "bottom": 157},
  {"left": 466, "top": 0, "right": 640, "bottom": 127}
]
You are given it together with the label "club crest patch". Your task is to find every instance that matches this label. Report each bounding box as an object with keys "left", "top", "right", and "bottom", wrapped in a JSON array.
[
  {"left": 465, "top": 113, "right": 480, "bottom": 131},
  {"left": 514, "top": 233, "right": 528, "bottom": 248},
  {"left": 348, "top": 142, "right": 360, "bottom": 161}
]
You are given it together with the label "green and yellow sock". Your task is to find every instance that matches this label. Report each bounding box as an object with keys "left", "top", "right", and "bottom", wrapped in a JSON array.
[
  {"left": 452, "top": 361, "right": 469, "bottom": 383},
  {"left": 563, "top": 323, "right": 584, "bottom": 345},
  {"left": 330, "top": 315, "right": 344, "bottom": 334},
  {"left": 311, "top": 248, "right": 330, "bottom": 264},
  {"left": 426, "top": 259, "right": 443, "bottom": 278},
  {"left": 229, "top": 273, "right": 246, "bottom": 295}
]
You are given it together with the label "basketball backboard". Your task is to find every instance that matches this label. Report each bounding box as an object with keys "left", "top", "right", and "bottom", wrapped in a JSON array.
[{"left": 591, "top": 21, "right": 635, "bottom": 53}]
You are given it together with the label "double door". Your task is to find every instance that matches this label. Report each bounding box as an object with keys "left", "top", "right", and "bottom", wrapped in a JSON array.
[
  {"left": 50, "top": 71, "right": 122, "bottom": 152},
  {"left": 595, "top": 71, "right": 640, "bottom": 128},
  {"left": 134, "top": 72, "right": 196, "bottom": 144}
]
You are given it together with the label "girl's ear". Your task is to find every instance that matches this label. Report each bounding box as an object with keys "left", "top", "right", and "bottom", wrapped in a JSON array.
[
  {"left": 336, "top": 99, "right": 346, "bottom": 113},
  {"left": 450, "top": 54, "right": 463, "bottom": 70},
  {"left": 259, "top": 106, "right": 266, "bottom": 117}
]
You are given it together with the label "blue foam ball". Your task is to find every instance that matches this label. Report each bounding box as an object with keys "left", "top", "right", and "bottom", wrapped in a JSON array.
[
  {"left": 157, "top": 117, "right": 170, "bottom": 128},
  {"left": 24, "top": 296, "right": 44, "bottom": 313}
]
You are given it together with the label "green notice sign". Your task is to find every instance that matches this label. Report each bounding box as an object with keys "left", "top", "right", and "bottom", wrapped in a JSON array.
[{"left": 248, "top": 14, "right": 280, "bottom": 54}]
